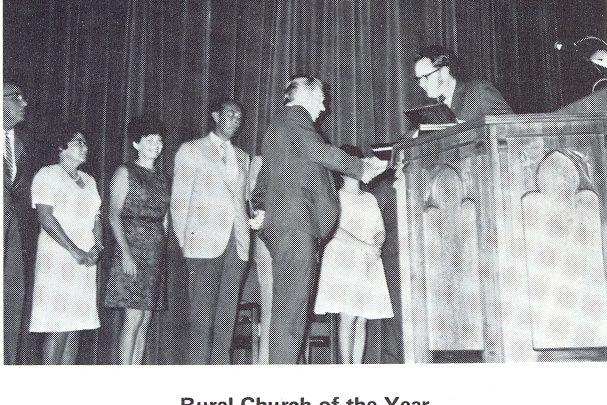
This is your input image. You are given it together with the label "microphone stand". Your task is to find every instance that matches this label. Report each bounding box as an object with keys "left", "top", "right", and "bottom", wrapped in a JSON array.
[{"left": 557, "top": 36, "right": 607, "bottom": 92}]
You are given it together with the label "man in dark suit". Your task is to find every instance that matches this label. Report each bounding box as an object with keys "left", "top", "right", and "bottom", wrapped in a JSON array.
[
  {"left": 4, "top": 82, "right": 32, "bottom": 364},
  {"left": 250, "top": 76, "right": 387, "bottom": 364},
  {"left": 413, "top": 47, "right": 512, "bottom": 363},
  {"left": 414, "top": 45, "right": 513, "bottom": 121}
]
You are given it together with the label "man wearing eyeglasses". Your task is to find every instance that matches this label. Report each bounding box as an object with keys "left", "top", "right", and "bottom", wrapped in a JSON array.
[
  {"left": 414, "top": 45, "right": 512, "bottom": 121},
  {"left": 412, "top": 47, "right": 512, "bottom": 363},
  {"left": 3, "top": 82, "right": 32, "bottom": 364}
]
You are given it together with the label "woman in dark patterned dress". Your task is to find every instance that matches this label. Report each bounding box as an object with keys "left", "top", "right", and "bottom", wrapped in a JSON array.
[{"left": 104, "top": 117, "right": 170, "bottom": 364}]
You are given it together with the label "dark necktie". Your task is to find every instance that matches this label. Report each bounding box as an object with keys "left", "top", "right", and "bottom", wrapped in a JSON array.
[
  {"left": 437, "top": 95, "right": 446, "bottom": 104},
  {"left": 4, "top": 131, "right": 14, "bottom": 184}
]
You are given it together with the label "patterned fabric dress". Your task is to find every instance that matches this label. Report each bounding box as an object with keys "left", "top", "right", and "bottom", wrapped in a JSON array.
[{"left": 104, "top": 163, "right": 170, "bottom": 311}]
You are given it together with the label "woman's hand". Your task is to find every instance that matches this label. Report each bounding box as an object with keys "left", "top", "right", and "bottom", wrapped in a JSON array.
[
  {"left": 70, "top": 247, "right": 90, "bottom": 265},
  {"left": 249, "top": 210, "right": 265, "bottom": 230},
  {"left": 36, "top": 204, "right": 97, "bottom": 267},
  {"left": 85, "top": 244, "right": 103, "bottom": 266},
  {"left": 122, "top": 254, "right": 138, "bottom": 276}
]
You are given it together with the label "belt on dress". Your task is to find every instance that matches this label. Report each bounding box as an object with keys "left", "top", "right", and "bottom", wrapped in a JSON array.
[{"left": 121, "top": 216, "right": 164, "bottom": 223}]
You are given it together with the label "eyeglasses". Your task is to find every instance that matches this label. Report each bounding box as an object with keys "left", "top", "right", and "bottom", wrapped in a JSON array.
[
  {"left": 3, "top": 92, "right": 25, "bottom": 102},
  {"left": 414, "top": 68, "right": 441, "bottom": 82},
  {"left": 223, "top": 110, "right": 242, "bottom": 120},
  {"left": 304, "top": 76, "right": 317, "bottom": 84}
]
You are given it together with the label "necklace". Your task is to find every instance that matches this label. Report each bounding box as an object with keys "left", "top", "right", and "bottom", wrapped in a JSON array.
[{"left": 59, "top": 163, "right": 82, "bottom": 183}]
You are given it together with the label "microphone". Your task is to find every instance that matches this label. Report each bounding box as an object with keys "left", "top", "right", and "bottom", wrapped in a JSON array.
[{"left": 554, "top": 41, "right": 578, "bottom": 52}]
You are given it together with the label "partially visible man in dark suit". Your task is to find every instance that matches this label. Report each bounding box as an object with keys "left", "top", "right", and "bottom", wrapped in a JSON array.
[
  {"left": 250, "top": 76, "right": 387, "bottom": 364},
  {"left": 4, "top": 82, "right": 32, "bottom": 364},
  {"left": 414, "top": 45, "right": 513, "bottom": 121},
  {"left": 413, "top": 47, "right": 512, "bottom": 363}
]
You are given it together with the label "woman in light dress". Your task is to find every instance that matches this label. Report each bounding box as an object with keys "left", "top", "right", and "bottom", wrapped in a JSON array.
[
  {"left": 314, "top": 145, "right": 393, "bottom": 364},
  {"left": 29, "top": 123, "right": 103, "bottom": 364}
]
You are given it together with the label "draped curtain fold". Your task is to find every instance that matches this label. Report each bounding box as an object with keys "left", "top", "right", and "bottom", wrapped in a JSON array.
[
  {"left": 222, "top": 0, "right": 423, "bottom": 154},
  {"left": 4, "top": 0, "right": 604, "bottom": 364}
]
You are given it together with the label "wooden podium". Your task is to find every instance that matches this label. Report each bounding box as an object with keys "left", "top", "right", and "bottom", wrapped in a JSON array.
[{"left": 392, "top": 95, "right": 607, "bottom": 362}]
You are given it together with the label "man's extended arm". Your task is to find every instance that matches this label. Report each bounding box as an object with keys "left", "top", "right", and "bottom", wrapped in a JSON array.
[
  {"left": 298, "top": 126, "right": 387, "bottom": 182},
  {"left": 250, "top": 159, "right": 269, "bottom": 212}
]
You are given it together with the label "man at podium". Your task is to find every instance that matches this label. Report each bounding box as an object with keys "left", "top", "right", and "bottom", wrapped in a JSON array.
[{"left": 413, "top": 45, "right": 513, "bottom": 121}]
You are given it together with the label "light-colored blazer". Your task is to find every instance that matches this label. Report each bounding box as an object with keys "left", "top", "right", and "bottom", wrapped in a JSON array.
[{"left": 171, "top": 135, "right": 250, "bottom": 260}]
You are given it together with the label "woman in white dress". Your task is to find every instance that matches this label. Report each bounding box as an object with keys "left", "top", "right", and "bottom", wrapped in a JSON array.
[
  {"left": 314, "top": 145, "right": 393, "bottom": 364},
  {"left": 29, "top": 123, "right": 103, "bottom": 364}
]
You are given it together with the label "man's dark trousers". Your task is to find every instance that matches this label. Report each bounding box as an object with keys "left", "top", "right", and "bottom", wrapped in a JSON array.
[
  {"left": 266, "top": 228, "right": 317, "bottom": 364},
  {"left": 4, "top": 216, "right": 25, "bottom": 365},
  {"left": 186, "top": 231, "right": 248, "bottom": 365}
]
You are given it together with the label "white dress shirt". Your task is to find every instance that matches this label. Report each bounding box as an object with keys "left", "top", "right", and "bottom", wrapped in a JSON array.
[{"left": 209, "top": 131, "right": 238, "bottom": 187}]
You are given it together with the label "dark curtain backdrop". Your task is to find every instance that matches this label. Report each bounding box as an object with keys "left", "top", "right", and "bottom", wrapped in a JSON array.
[{"left": 4, "top": 0, "right": 605, "bottom": 364}]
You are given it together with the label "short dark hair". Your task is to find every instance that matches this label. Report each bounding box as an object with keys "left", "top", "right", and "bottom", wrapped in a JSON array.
[
  {"left": 208, "top": 99, "right": 243, "bottom": 130},
  {"left": 3, "top": 80, "right": 21, "bottom": 90},
  {"left": 53, "top": 120, "right": 86, "bottom": 152},
  {"left": 128, "top": 115, "right": 166, "bottom": 144},
  {"left": 210, "top": 99, "right": 242, "bottom": 115},
  {"left": 3, "top": 80, "right": 17, "bottom": 89},
  {"left": 415, "top": 45, "right": 461, "bottom": 79}
]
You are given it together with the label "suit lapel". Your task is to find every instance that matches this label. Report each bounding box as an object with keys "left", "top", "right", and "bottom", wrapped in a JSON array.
[
  {"left": 3, "top": 158, "right": 11, "bottom": 188},
  {"left": 13, "top": 130, "right": 25, "bottom": 166},
  {"left": 225, "top": 144, "right": 247, "bottom": 194},
  {"left": 198, "top": 136, "right": 233, "bottom": 191},
  {"left": 9, "top": 130, "right": 26, "bottom": 190},
  {"left": 450, "top": 80, "right": 466, "bottom": 117},
  {"left": 233, "top": 148, "right": 247, "bottom": 179}
]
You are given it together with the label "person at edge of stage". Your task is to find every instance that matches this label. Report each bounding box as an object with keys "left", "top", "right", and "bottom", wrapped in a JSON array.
[
  {"left": 3, "top": 81, "right": 34, "bottom": 365},
  {"left": 411, "top": 44, "right": 513, "bottom": 138}
]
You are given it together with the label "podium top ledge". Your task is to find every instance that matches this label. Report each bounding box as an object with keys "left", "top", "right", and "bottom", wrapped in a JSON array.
[
  {"left": 481, "top": 111, "right": 607, "bottom": 125},
  {"left": 392, "top": 111, "right": 607, "bottom": 151}
]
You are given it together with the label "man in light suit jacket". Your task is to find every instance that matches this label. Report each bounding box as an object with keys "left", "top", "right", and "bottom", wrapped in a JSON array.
[
  {"left": 171, "top": 100, "right": 250, "bottom": 364},
  {"left": 250, "top": 76, "right": 388, "bottom": 364},
  {"left": 414, "top": 45, "right": 513, "bottom": 121},
  {"left": 4, "top": 82, "right": 33, "bottom": 365}
]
